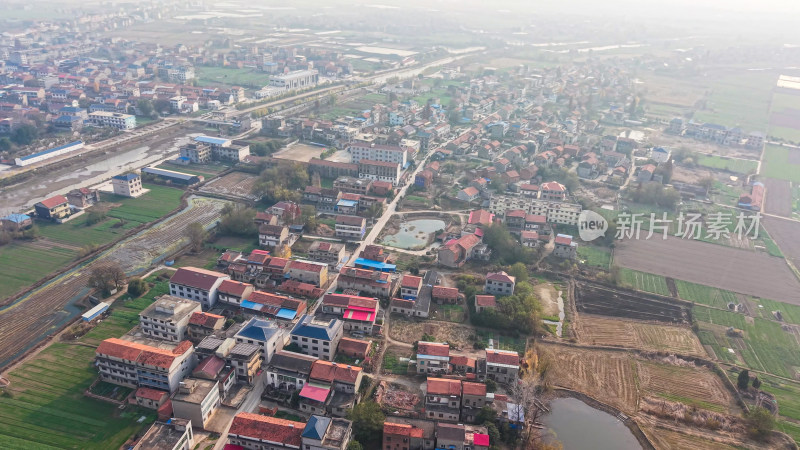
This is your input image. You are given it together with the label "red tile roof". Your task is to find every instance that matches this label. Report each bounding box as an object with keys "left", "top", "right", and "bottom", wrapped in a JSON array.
[
  {"left": 384, "top": 423, "right": 424, "bottom": 439},
  {"left": 468, "top": 209, "right": 494, "bottom": 225},
  {"left": 417, "top": 342, "right": 449, "bottom": 357},
  {"left": 189, "top": 311, "right": 224, "bottom": 328},
  {"left": 401, "top": 275, "right": 423, "bottom": 289},
  {"left": 38, "top": 195, "right": 68, "bottom": 209},
  {"left": 337, "top": 337, "right": 371, "bottom": 357},
  {"left": 525, "top": 214, "right": 546, "bottom": 224},
  {"left": 288, "top": 260, "right": 325, "bottom": 273},
  {"left": 310, "top": 360, "right": 362, "bottom": 384},
  {"left": 218, "top": 280, "right": 252, "bottom": 297},
  {"left": 170, "top": 267, "right": 228, "bottom": 290},
  {"left": 96, "top": 338, "right": 193, "bottom": 370},
  {"left": 554, "top": 235, "right": 573, "bottom": 246},
  {"left": 449, "top": 355, "right": 476, "bottom": 368},
  {"left": 486, "top": 271, "right": 515, "bottom": 284},
  {"left": 432, "top": 286, "right": 459, "bottom": 300},
  {"left": 336, "top": 215, "right": 365, "bottom": 226},
  {"left": 506, "top": 209, "right": 526, "bottom": 218},
  {"left": 460, "top": 186, "right": 479, "bottom": 197},
  {"left": 520, "top": 231, "right": 539, "bottom": 241},
  {"left": 486, "top": 349, "right": 520, "bottom": 367},
  {"left": 229, "top": 413, "right": 303, "bottom": 446},
  {"left": 426, "top": 378, "right": 462, "bottom": 396},
  {"left": 541, "top": 181, "right": 566, "bottom": 191},
  {"left": 462, "top": 382, "right": 487, "bottom": 396},
  {"left": 135, "top": 387, "right": 168, "bottom": 402},
  {"left": 475, "top": 295, "right": 496, "bottom": 307}
]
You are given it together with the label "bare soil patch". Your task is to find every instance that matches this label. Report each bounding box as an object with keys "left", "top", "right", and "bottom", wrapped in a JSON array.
[
  {"left": 272, "top": 142, "right": 325, "bottom": 163},
  {"left": 764, "top": 216, "right": 800, "bottom": 269},
  {"left": 615, "top": 237, "right": 800, "bottom": 305},
  {"left": 536, "top": 342, "right": 640, "bottom": 413},
  {"left": 641, "top": 425, "right": 743, "bottom": 450},
  {"left": 534, "top": 282, "right": 560, "bottom": 318},
  {"left": 199, "top": 171, "right": 259, "bottom": 201},
  {"left": 763, "top": 178, "right": 792, "bottom": 217},
  {"left": 636, "top": 361, "right": 737, "bottom": 413},
  {"left": 389, "top": 315, "right": 476, "bottom": 351},
  {"left": 574, "top": 315, "right": 706, "bottom": 357}
]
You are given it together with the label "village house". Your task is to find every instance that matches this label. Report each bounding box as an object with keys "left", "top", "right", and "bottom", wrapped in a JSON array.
[
  {"left": 461, "top": 382, "right": 489, "bottom": 423},
  {"left": 400, "top": 274, "right": 423, "bottom": 299},
  {"left": 335, "top": 215, "right": 366, "bottom": 240},
  {"left": 320, "top": 294, "right": 380, "bottom": 335},
  {"left": 227, "top": 413, "right": 305, "bottom": 450},
  {"left": 553, "top": 234, "right": 578, "bottom": 259},
  {"left": 216, "top": 280, "right": 255, "bottom": 306},
  {"left": 383, "top": 421, "right": 434, "bottom": 450},
  {"left": 337, "top": 337, "right": 371, "bottom": 360},
  {"left": 226, "top": 343, "right": 262, "bottom": 385},
  {"left": 34, "top": 195, "right": 70, "bottom": 220},
  {"left": 337, "top": 267, "right": 396, "bottom": 299},
  {"left": 169, "top": 267, "right": 230, "bottom": 310},
  {"left": 234, "top": 317, "right": 286, "bottom": 363},
  {"left": 291, "top": 314, "right": 344, "bottom": 361},
  {"left": 417, "top": 342, "right": 450, "bottom": 375},
  {"left": 435, "top": 423, "right": 490, "bottom": 450},
  {"left": 136, "top": 419, "right": 194, "bottom": 450},
  {"left": 301, "top": 415, "right": 353, "bottom": 450},
  {"left": 287, "top": 260, "right": 329, "bottom": 288},
  {"left": 307, "top": 241, "right": 346, "bottom": 267},
  {"left": 186, "top": 312, "right": 226, "bottom": 343},
  {"left": 66, "top": 187, "right": 100, "bottom": 208},
  {"left": 432, "top": 286, "right": 460, "bottom": 305},
  {"left": 95, "top": 338, "right": 195, "bottom": 393},
  {"left": 483, "top": 349, "right": 520, "bottom": 384},
  {"left": 450, "top": 355, "right": 477, "bottom": 375},
  {"left": 138, "top": 295, "right": 202, "bottom": 342},
  {"left": 520, "top": 230, "right": 540, "bottom": 248},
  {"left": 266, "top": 350, "right": 318, "bottom": 392},
  {"left": 484, "top": 271, "right": 515, "bottom": 296},
  {"left": 259, "top": 224, "right": 290, "bottom": 248},
  {"left": 134, "top": 387, "right": 170, "bottom": 410},
  {"left": 437, "top": 234, "right": 481, "bottom": 268},
  {"left": 171, "top": 378, "right": 221, "bottom": 430},
  {"left": 539, "top": 181, "right": 567, "bottom": 201},
  {"left": 425, "top": 378, "right": 462, "bottom": 422},
  {"left": 474, "top": 295, "right": 497, "bottom": 314}
]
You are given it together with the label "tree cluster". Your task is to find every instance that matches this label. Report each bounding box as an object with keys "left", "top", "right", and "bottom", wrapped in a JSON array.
[
  {"left": 250, "top": 140, "right": 283, "bottom": 156},
  {"left": 252, "top": 163, "right": 309, "bottom": 203},
  {"left": 482, "top": 224, "right": 537, "bottom": 265},
  {"left": 347, "top": 401, "right": 384, "bottom": 449},
  {"left": 629, "top": 183, "right": 681, "bottom": 209},
  {"left": 88, "top": 263, "right": 126, "bottom": 295},
  {"left": 218, "top": 204, "right": 257, "bottom": 237},
  {"left": 472, "top": 280, "right": 542, "bottom": 334}
]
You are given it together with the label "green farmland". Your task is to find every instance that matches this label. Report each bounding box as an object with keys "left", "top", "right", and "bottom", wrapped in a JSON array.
[
  {"left": 0, "top": 277, "right": 165, "bottom": 449},
  {"left": 619, "top": 268, "right": 671, "bottom": 297},
  {"left": 195, "top": 66, "right": 272, "bottom": 88},
  {"left": 696, "top": 154, "right": 758, "bottom": 174},
  {"left": 0, "top": 243, "right": 77, "bottom": 300},
  {"left": 675, "top": 280, "right": 739, "bottom": 309},
  {"left": 761, "top": 144, "right": 800, "bottom": 183},
  {"left": 576, "top": 245, "right": 611, "bottom": 268},
  {"left": 692, "top": 72, "right": 775, "bottom": 132}
]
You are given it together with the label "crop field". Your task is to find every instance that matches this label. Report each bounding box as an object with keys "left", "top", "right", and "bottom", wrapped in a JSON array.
[
  {"left": 575, "top": 282, "right": 691, "bottom": 323},
  {"left": 0, "top": 281, "right": 160, "bottom": 449},
  {"left": 195, "top": 66, "right": 272, "bottom": 88},
  {"left": 675, "top": 280, "right": 739, "bottom": 309},
  {"left": 199, "top": 171, "right": 260, "bottom": 201},
  {"left": 430, "top": 304, "right": 466, "bottom": 323},
  {"left": 0, "top": 196, "right": 228, "bottom": 370},
  {"left": 769, "top": 91, "right": 800, "bottom": 142},
  {"left": 575, "top": 315, "right": 706, "bottom": 357},
  {"left": 104, "top": 184, "right": 184, "bottom": 224},
  {"left": 615, "top": 237, "right": 800, "bottom": 305},
  {"left": 0, "top": 243, "right": 77, "bottom": 301},
  {"left": 692, "top": 72, "right": 775, "bottom": 132},
  {"left": 619, "top": 268, "right": 671, "bottom": 297},
  {"left": 576, "top": 245, "right": 611, "bottom": 268},
  {"left": 695, "top": 154, "right": 758, "bottom": 174},
  {"left": 642, "top": 427, "right": 741, "bottom": 450},
  {"left": 752, "top": 297, "right": 800, "bottom": 325},
  {"left": 475, "top": 330, "right": 527, "bottom": 354},
  {"left": 536, "top": 343, "right": 639, "bottom": 413},
  {"left": 761, "top": 144, "right": 800, "bottom": 183},
  {"left": 694, "top": 305, "right": 800, "bottom": 378},
  {"left": 382, "top": 346, "right": 412, "bottom": 375},
  {"left": 636, "top": 361, "right": 736, "bottom": 413},
  {"left": 762, "top": 178, "right": 792, "bottom": 217},
  {"left": 763, "top": 215, "right": 800, "bottom": 270}
]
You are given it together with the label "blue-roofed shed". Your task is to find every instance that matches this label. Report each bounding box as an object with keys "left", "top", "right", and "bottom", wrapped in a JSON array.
[
  {"left": 276, "top": 308, "right": 297, "bottom": 320},
  {"left": 2, "top": 213, "right": 31, "bottom": 224},
  {"left": 112, "top": 172, "right": 140, "bottom": 181},
  {"left": 354, "top": 258, "right": 396, "bottom": 272},
  {"left": 194, "top": 135, "right": 230, "bottom": 146},
  {"left": 240, "top": 300, "right": 263, "bottom": 311},
  {"left": 302, "top": 415, "right": 331, "bottom": 440}
]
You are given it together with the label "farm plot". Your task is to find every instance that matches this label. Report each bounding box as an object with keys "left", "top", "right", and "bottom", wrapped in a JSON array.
[
  {"left": 636, "top": 361, "right": 737, "bottom": 413},
  {"left": 575, "top": 282, "right": 691, "bottom": 323},
  {"left": 475, "top": 330, "right": 527, "bottom": 354},
  {"left": 103, "top": 184, "right": 184, "bottom": 224},
  {"left": 761, "top": 144, "right": 800, "bottom": 183},
  {"left": 692, "top": 71, "right": 775, "bottom": 132},
  {"left": 382, "top": 346, "right": 413, "bottom": 375},
  {"left": 769, "top": 91, "right": 800, "bottom": 142},
  {"left": 199, "top": 171, "right": 260, "bottom": 201},
  {"left": 615, "top": 237, "right": 800, "bottom": 305},
  {"left": 0, "top": 243, "right": 77, "bottom": 301},
  {"left": 0, "top": 196, "right": 228, "bottom": 370},
  {"left": 619, "top": 268, "right": 671, "bottom": 296},
  {"left": 576, "top": 245, "right": 611, "bottom": 268},
  {"left": 762, "top": 178, "right": 793, "bottom": 217},
  {"left": 694, "top": 305, "right": 800, "bottom": 379},
  {"left": 429, "top": 304, "right": 466, "bottom": 323},
  {"left": 388, "top": 315, "right": 477, "bottom": 350},
  {"left": 575, "top": 315, "right": 706, "bottom": 357},
  {"left": 675, "top": 280, "right": 739, "bottom": 309},
  {"left": 0, "top": 282, "right": 159, "bottom": 449},
  {"left": 642, "top": 426, "right": 742, "bottom": 450},
  {"left": 763, "top": 215, "right": 800, "bottom": 270},
  {"left": 535, "top": 343, "right": 639, "bottom": 413},
  {"left": 696, "top": 154, "right": 758, "bottom": 174}
]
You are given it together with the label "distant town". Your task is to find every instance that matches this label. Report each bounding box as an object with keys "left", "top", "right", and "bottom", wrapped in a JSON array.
[{"left": 2, "top": 1, "right": 800, "bottom": 450}]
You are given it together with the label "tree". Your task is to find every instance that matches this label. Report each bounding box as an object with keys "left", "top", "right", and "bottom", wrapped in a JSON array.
[
  {"left": 508, "top": 262, "right": 529, "bottom": 283},
  {"left": 346, "top": 441, "right": 363, "bottom": 450},
  {"left": 85, "top": 210, "right": 106, "bottom": 226},
  {"left": 0, "top": 137, "right": 11, "bottom": 152},
  {"left": 127, "top": 277, "right": 148, "bottom": 297},
  {"left": 252, "top": 163, "right": 309, "bottom": 203},
  {"left": 137, "top": 99, "right": 155, "bottom": 118},
  {"left": 510, "top": 374, "right": 545, "bottom": 447},
  {"left": 153, "top": 99, "right": 172, "bottom": 114},
  {"left": 301, "top": 205, "right": 318, "bottom": 232},
  {"left": 745, "top": 407, "right": 775, "bottom": 439},
  {"left": 476, "top": 405, "right": 498, "bottom": 424},
  {"left": 88, "top": 263, "right": 126, "bottom": 294},
  {"left": 185, "top": 222, "right": 207, "bottom": 253},
  {"left": 737, "top": 369, "right": 751, "bottom": 390},
  {"left": 347, "top": 401, "right": 384, "bottom": 448},
  {"left": 219, "top": 204, "right": 257, "bottom": 237},
  {"left": 485, "top": 379, "right": 497, "bottom": 393},
  {"left": 752, "top": 377, "right": 762, "bottom": 389},
  {"left": 10, "top": 124, "right": 38, "bottom": 146}
]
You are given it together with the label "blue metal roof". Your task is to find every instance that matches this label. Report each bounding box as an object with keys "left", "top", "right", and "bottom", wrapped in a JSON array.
[
  {"left": 354, "top": 258, "right": 396, "bottom": 271},
  {"left": 18, "top": 140, "right": 83, "bottom": 161},
  {"left": 337, "top": 199, "right": 358, "bottom": 207},
  {"left": 241, "top": 300, "right": 263, "bottom": 311},
  {"left": 276, "top": 308, "right": 297, "bottom": 320},
  {"left": 2, "top": 213, "right": 30, "bottom": 223},
  {"left": 195, "top": 135, "right": 230, "bottom": 146},
  {"left": 112, "top": 173, "right": 139, "bottom": 181},
  {"left": 302, "top": 416, "right": 330, "bottom": 440},
  {"left": 238, "top": 318, "right": 280, "bottom": 341},
  {"left": 291, "top": 315, "right": 337, "bottom": 340}
]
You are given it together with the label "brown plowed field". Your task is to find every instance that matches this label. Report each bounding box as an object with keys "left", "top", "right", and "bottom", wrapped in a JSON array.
[
  {"left": 642, "top": 426, "right": 741, "bottom": 450},
  {"left": 536, "top": 343, "right": 639, "bottom": 413},
  {"left": 615, "top": 237, "right": 800, "bottom": 304},
  {"left": 199, "top": 171, "right": 260, "bottom": 201},
  {"left": 575, "top": 315, "right": 706, "bottom": 357},
  {"left": 764, "top": 215, "right": 800, "bottom": 270},
  {"left": 636, "top": 361, "right": 737, "bottom": 413},
  {"left": 0, "top": 196, "right": 228, "bottom": 370},
  {"left": 763, "top": 178, "right": 792, "bottom": 217}
]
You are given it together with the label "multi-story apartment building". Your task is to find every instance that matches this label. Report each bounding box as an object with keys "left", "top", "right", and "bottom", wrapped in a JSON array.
[
  {"left": 111, "top": 172, "right": 143, "bottom": 197},
  {"left": 425, "top": 378, "right": 462, "bottom": 422},
  {"left": 290, "top": 315, "right": 344, "bottom": 361},
  {"left": 138, "top": 296, "right": 202, "bottom": 342},
  {"left": 169, "top": 267, "right": 230, "bottom": 310},
  {"left": 88, "top": 111, "right": 136, "bottom": 129},
  {"left": 266, "top": 350, "right": 318, "bottom": 392},
  {"left": 347, "top": 140, "right": 408, "bottom": 166},
  {"left": 358, "top": 159, "right": 402, "bottom": 185},
  {"left": 337, "top": 267, "right": 395, "bottom": 299},
  {"left": 234, "top": 317, "right": 286, "bottom": 363},
  {"left": 95, "top": 338, "right": 195, "bottom": 393}
]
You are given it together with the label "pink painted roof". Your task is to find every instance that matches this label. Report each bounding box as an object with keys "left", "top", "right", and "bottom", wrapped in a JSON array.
[{"left": 299, "top": 384, "right": 331, "bottom": 403}]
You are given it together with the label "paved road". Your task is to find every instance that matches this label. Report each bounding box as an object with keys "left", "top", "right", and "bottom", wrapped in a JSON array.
[{"left": 212, "top": 371, "right": 266, "bottom": 450}]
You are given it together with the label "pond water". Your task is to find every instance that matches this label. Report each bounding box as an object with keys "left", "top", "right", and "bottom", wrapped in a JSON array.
[
  {"left": 381, "top": 219, "right": 446, "bottom": 249},
  {"left": 542, "top": 398, "right": 642, "bottom": 450}
]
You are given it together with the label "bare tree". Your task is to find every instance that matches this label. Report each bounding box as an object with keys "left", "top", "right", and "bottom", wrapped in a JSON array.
[
  {"left": 509, "top": 373, "right": 545, "bottom": 448},
  {"left": 185, "top": 222, "right": 207, "bottom": 253},
  {"left": 87, "top": 263, "right": 126, "bottom": 294}
]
